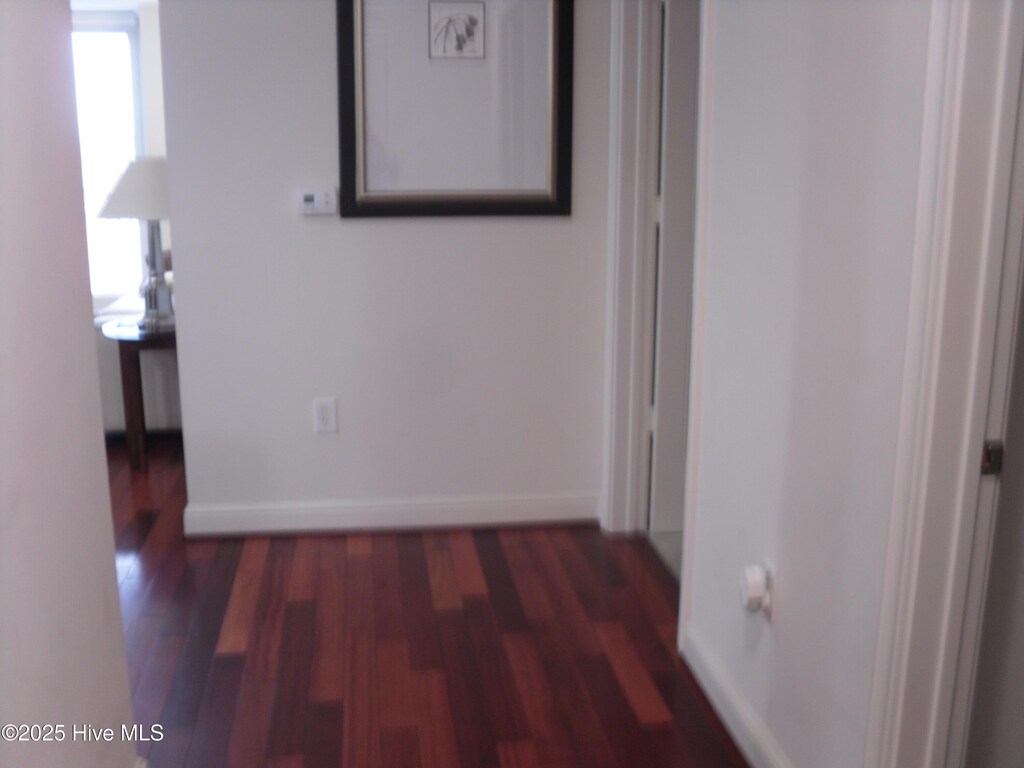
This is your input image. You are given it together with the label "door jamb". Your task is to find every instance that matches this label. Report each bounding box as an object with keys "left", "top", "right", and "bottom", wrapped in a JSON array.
[
  {"left": 601, "top": 0, "right": 664, "bottom": 533},
  {"left": 943, "top": 15, "right": 1024, "bottom": 767}
]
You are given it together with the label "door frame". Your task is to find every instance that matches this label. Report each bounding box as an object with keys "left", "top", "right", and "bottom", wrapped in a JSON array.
[
  {"left": 943, "top": 9, "right": 1024, "bottom": 765},
  {"left": 867, "top": 1, "right": 1024, "bottom": 765},
  {"left": 600, "top": 0, "right": 665, "bottom": 533},
  {"left": 601, "top": 0, "right": 698, "bottom": 536}
]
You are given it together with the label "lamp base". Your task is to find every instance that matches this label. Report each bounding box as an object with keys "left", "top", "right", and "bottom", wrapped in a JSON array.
[
  {"left": 140, "top": 221, "right": 174, "bottom": 332},
  {"left": 140, "top": 276, "right": 175, "bottom": 332}
]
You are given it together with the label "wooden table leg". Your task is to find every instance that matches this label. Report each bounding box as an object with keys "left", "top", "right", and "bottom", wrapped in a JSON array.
[{"left": 118, "top": 341, "right": 146, "bottom": 469}]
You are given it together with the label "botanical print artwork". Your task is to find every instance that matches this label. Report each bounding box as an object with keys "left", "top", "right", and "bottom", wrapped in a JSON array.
[{"left": 429, "top": 2, "right": 484, "bottom": 59}]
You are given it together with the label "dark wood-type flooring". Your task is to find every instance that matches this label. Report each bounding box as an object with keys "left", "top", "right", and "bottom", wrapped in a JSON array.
[{"left": 109, "top": 436, "right": 749, "bottom": 768}]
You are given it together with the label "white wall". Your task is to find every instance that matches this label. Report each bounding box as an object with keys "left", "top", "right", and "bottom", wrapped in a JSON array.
[
  {"left": 0, "top": 2, "right": 136, "bottom": 766},
  {"left": 681, "top": 2, "right": 931, "bottom": 767},
  {"left": 138, "top": 0, "right": 165, "bottom": 155},
  {"left": 160, "top": 0, "right": 611, "bottom": 534}
]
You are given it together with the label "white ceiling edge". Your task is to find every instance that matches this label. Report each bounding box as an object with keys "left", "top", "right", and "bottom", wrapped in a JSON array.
[{"left": 70, "top": 0, "right": 157, "bottom": 12}]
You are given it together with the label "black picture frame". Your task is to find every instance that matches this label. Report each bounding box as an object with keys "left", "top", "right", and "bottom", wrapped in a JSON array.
[{"left": 338, "top": 0, "right": 574, "bottom": 217}]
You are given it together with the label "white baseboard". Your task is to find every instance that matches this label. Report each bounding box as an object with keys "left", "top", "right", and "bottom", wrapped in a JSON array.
[
  {"left": 184, "top": 493, "right": 598, "bottom": 536},
  {"left": 680, "top": 628, "right": 795, "bottom": 768}
]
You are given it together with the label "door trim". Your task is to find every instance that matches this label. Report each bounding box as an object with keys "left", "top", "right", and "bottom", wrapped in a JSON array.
[
  {"left": 944, "top": 9, "right": 1024, "bottom": 765},
  {"left": 865, "top": 1, "right": 1024, "bottom": 765},
  {"left": 601, "top": 0, "right": 664, "bottom": 532}
]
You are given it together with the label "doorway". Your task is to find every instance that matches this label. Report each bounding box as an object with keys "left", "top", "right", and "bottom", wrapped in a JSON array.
[
  {"left": 962, "top": 61, "right": 1024, "bottom": 766},
  {"left": 639, "top": 0, "right": 700, "bottom": 579}
]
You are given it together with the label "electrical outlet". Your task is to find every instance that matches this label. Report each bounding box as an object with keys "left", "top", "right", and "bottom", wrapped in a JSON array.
[{"left": 312, "top": 397, "right": 337, "bottom": 433}]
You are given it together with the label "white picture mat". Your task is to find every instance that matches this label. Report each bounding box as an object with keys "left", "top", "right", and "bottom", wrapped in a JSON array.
[{"left": 360, "top": 0, "right": 553, "bottom": 195}]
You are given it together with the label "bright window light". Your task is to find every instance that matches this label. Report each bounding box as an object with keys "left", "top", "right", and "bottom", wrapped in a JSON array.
[{"left": 72, "top": 28, "right": 143, "bottom": 301}]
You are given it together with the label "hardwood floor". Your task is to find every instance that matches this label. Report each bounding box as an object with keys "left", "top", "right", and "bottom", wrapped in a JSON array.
[{"left": 108, "top": 436, "right": 749, "bottom": 768}]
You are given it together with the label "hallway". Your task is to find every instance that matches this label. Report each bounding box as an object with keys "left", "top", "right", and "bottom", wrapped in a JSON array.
[{"left": 108, "top": 437, "right": 747, "bottom": 767}]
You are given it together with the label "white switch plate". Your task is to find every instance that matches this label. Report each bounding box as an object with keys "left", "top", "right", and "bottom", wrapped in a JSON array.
[
  {"left": 296, "top": 187, "right": 338, "bottom": 216},
  {"left": 312, "top": 397, "right": 337, "bottom": 433}
]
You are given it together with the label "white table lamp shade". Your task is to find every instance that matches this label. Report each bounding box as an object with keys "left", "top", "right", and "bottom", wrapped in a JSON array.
[{"left": 99, "top": 156, "right": 168, "bottom": 220}]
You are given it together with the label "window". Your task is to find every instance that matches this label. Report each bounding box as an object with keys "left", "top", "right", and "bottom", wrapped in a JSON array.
[{"left": 71, "top": 13, "right": 144, "bottom": 303}]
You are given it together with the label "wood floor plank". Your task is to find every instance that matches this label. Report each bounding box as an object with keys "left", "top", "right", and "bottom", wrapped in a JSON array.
[
  {"left": 347, "top": 533, "right": 373, "bottom": 557},
  {"left": 413, "top": 669, "right": 463, "bottom": 768},
  {"left": 344, "top": 541, "right": 374, "bottom": 636},
  {"left": 528, "top": 624, "right": 616, "bottom": 768},
  {"left": 124, "top": 512, "right": 189, "bottom": 627},
  {"left": 605, "top": 538, "right": 679, "bottom": 628},
  {"left": 115, "top": 507, "right": 159, "bottom": 555},
  {"left": 124, "top": 444, "right": 184, "bottom": 514},
  {"left": 303, "top": 702, "right": 344, "bottom": 768},
  {"left": 264, "top": 758, "right": 304, "bottom": 768},
  {"left": 434, "top": 610, "right": 496, "bottom": 768},
  {"left": 157, "top": 556, "right": 210, "bottom": 640},
  {"left": 594, "top": 621, "right": 673, "bottom": 725},
  {"left": 217, "top": 537, "right": 271, "bottom": 655},
  {"left": 370, "top": 534, "right": 405, "bottom": 642},
  {"left": 161, "top": 540, "right": 243, "bottom": 727},
  {"left": 184, "top": 654, "right": 246, "bottom": 768},
  {"left": 268, "top": 602, "right": 316, "bottom": 756},
  {"left": 397, "top": 533, "right": 443, "bottom": 670},
  {"left": 125, "top": 480, "right": 186, "bottom": 585},
  {"left": 501, "top": 639, "right": 558, "bottom": 729},
  {"left": 423, "top": 532, "right": 462, "bottom": 612},
  {"left": 127, "top": 613, "right": 166, "bottom": 694},
  {"left": 226, "top": 539, "right": 296, "bottom": 768},
  {"left": 463, "top": 599, "right": 528, "bottom": 741},
  {"left": 473, "top": 530, "right": 529, "bottom": 632},
  {"left": 380, "top": 727, "right": 423, "bottom": 768},
  {"left": 376, "top": 640, "right": 418, "bottom": 729},
  {"left": 653, "top": 666, "right": 750, "bottom": 768},
  {"left": 344, "top": 540, "right": 379, "bottom": 768},
  {"left": 120, "top": 574, "right": 153, "bottom": 651},
  {"left": 448, "top": 530, "right": 488, "bottom": 597},
  {"left": 133, "top": 634, "right": 186, "bottom": 755},
  {"left": 577, "top": 654, "right": 664, "bottom": 768},
  {"left": 549, "top": 528, "right": 616, "bottom": 621},
  {"left": 497, "top": 740, "right": 543, "bottom": 768},
  {"left": 309, "top": 538, "right": 347, "bottom": 703},
  {"left": 502, "top": 633, "right": 579, "bottom": 768},
  {"left": 287, "top": 537, "right": 317, "bottom": 602},
  {"left": 499, "top": 530, "right": 554, "bottom": 622},
  {"left": 570, "top": 526, "right": 627, "bottom": 587},
  {"left": 523, "top": 531, "right": 601, "bottom": 655},
  {"left": 343, "top": 630, "right": 380, "bottom": 768},
  {"left": 185, "top": 537, "right": 220, "bottom": 566}
]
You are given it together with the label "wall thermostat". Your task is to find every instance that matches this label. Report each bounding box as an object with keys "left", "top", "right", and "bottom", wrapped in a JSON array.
[{"left": 296, "top": 187, "right": 338, "bottom": 216}]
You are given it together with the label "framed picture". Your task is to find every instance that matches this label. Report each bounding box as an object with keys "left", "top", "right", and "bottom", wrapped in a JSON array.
[
  {"left": 338, "top": 0, "right": 574, "bottom": 217},
  {"left": 429, "top": 2, "right": 485, "bottom": 59}
]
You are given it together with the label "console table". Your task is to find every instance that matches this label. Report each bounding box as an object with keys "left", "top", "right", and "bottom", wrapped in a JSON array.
[{"left": 101, "top": 321, "right": 176, "bottom": 469}]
